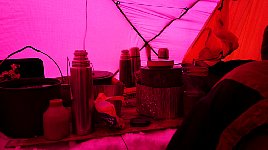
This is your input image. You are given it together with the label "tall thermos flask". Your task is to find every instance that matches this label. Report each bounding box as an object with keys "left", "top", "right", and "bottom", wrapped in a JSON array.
[
  {"left": 70, "top": 50, "right": 94, "bottom": 135},
  {"left": 119, "top": 50, "right": 133, "bottom": 87},
  {"left": 130, "top": 47, "right": 141, "bottom": 84}
]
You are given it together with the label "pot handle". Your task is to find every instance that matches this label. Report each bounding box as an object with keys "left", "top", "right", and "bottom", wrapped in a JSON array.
[{"left": 0, "top": 46, "right": 64, "bottom": 82}]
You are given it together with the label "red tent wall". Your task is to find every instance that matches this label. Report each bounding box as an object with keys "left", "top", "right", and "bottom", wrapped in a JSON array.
[{"left": 183, "top": 0, "right": 268, "bottom": 65}]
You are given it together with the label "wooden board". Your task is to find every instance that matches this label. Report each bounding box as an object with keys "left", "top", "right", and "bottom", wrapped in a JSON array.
[{"left": 5, "top": 99, "right": 182, "bottom": 148}]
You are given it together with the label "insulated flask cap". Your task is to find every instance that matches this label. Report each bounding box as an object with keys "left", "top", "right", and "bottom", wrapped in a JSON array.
[
  {"left": 120, "top": 50, "right": 130, "bottom": 60},
  {"left": 72, "top": 50, "right": 90, "bottom": 67},
  {"left": 130, "top": 47, "right": 140, "bottom": 57}
]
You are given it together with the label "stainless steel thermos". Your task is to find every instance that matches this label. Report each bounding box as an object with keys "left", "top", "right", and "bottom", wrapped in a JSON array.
[
  {"left": 70, "top": 50, "right": 94, "bottom": 135},
  {"left": 130, "top": 47, "right": 141, "bottom": 84},
  {"left": 119, "top": 50, "right": 133, "bottom": 87}
]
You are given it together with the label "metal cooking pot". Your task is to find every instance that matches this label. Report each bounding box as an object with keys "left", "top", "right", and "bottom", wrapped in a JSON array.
[{"left": 0, "top": 78, "right": 61, "bottom": 138}]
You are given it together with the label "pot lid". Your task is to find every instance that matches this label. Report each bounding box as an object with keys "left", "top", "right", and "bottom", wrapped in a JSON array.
[{"left": 93, "top": 70, "right": 114, "bottom": 80}]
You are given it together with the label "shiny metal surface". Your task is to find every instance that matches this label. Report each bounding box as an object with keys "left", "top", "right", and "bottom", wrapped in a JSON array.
[{"left": 70, "top": 50, "right": 94, "bottom": 135}]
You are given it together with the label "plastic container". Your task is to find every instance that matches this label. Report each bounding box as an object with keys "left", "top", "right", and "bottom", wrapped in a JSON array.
[
  {"left": 43, "top": 99, "right": 70, "bottom": 140},
  {"left": 158, "top": 48, "right": 169, "bottom": 59}
]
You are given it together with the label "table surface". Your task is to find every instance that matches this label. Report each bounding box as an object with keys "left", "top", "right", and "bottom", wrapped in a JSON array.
[{"left": 2, "top": 98, "right": 182, "bottom": 149}]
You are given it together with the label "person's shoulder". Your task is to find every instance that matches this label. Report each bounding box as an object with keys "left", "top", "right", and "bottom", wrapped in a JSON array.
[
  {"left": 213, "top": 60, "right": 268, "bottom": 88},
  {"left": 235, "top": 60, "right": 268, "bottom": 70}
]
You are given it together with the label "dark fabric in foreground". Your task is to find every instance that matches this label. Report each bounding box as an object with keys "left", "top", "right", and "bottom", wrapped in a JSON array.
[
  {"left": 235, "top": 124, "right": 268, "bottom": 150},
  {"left": 208, "top": 60, "right": 253, "bottom": 78},
  {"left": 261, "top": 26, "right": 268, "bottom": 60},
  {"left": 167, "top": 79, "right": 263, "bottom": 150}
]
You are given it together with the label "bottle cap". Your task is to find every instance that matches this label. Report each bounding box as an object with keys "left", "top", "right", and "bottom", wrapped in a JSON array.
[{"left": 49, "top": 99, "right": 63, "bottom": 106}]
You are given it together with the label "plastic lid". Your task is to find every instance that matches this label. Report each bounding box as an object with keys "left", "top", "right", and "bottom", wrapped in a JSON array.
[
  {"left": 182, "top": 66, "right": 208, "bottom": 76},
  {"left": 147, "top": 59, "right": 174, "bottom": 68},
  {"left": 158, "top": 48, "right": 169, "bottom": 59},
  {"left": 49, "top": 99, "right": 63, "bottom": 106}
]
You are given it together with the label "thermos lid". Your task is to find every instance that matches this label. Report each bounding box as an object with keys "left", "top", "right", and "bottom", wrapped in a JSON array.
[
  {"left": 72, "top": 50, "right": 90, "bottom": 67},
  {"left": 93, "top": 71, "right": 113, "bottom": 80},
  {"left": 120, "top": 50, "right": 130, "bottom": 60},
  {"left": 74, "top": 50, "right": 87, "bottom": 55},
  {"left": 130, "top": 47, "right": 140, "bottom": 57}
]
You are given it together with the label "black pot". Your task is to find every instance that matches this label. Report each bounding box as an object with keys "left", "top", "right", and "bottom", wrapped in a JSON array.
[
  {"left": 93, "top": 70, "right": 114, "bottom": 85},
  {"left": 0, "top": 78, "right": 61, "bottom": 138}
]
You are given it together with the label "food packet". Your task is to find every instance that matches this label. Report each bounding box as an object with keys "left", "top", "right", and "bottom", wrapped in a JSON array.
[{"left": 95, "top": 93, "right": 125, "bottom": 129}]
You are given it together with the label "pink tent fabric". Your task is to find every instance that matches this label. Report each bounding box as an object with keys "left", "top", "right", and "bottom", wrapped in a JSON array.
[{"left": 0, "top": 0, "right": 219, "bottom": 77}]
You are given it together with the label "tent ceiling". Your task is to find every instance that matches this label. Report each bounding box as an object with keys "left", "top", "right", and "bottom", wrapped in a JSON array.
[{"left": 0, "top": 0, "right": 219, "bottom": 77}]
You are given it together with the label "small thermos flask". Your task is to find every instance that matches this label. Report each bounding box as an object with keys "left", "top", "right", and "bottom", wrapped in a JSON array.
[
  {"left": 43, "top": 99, "right": 70, "bottom": 140},
  {"left": 70, "top": 50, "right": 94, "bottom": 135},
  {"left": 130, "top": 47, "right": 141, "bottom": 84},
  {"left": 119, "top": 50, "right": 133, "bottom": 87}
]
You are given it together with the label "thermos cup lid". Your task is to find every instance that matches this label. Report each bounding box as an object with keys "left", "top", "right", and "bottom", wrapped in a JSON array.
[
  {"left": 120, "top": 50, "right": 130, "bottom": 60},
  {"left": 130, "top": 47, "right": 140, "bottom": 57},
  {"left": 72, "top": 50, "right": 90, "bottom": 67}
]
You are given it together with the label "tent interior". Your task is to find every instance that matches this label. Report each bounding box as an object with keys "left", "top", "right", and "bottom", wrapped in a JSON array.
[
  {"left": 0, "top": 0, "right": 222, "bottom": 77},
  {"left": 1, "top": 0, "right": 267, "bottom": 77},
  {"left": 1, "top": 0, "right": 268, "bottom": 149}
]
